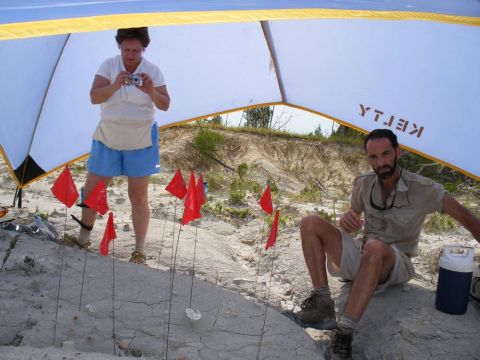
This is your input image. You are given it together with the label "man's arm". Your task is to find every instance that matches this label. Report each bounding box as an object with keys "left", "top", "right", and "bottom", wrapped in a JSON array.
[
  {"left": 443, "top": 194, "right": 480, "bottom": 244},
  {"left": 340, "top": 177, "right": 365, "bottom": 233}
]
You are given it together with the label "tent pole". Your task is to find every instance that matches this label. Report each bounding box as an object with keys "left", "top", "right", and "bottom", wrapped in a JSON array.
[
  {"left": 12, "top": 187, "right": 22, "bottom": 208},
  {"left": 260, "top": 21, "right": 286, "bottom": 102}
]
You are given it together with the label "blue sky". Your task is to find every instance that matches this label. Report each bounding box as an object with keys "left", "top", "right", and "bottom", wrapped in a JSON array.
[{"left": 220, "top": 105, "right": 338, "bottom": 136}]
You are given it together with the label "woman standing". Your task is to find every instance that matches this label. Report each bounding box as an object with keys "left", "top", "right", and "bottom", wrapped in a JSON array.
[{"left": 74, "top": 27, "right": 170, "bottom": 265}]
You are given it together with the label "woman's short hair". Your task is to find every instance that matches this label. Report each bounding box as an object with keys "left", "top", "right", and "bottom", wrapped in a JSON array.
[
  {"left": 115, "top": 27, "right": 150, "bottom": 48},
  {"left": 364, "top": 128, "right": 399, "bottom": 150}
]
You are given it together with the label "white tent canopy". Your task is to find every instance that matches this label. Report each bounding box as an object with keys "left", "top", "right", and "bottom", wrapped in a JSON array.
[{"left": 0, "top": 1, "right": 479, "bottom": 186}]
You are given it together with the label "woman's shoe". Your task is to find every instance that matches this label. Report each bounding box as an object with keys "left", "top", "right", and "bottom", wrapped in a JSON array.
[{"left": 129, "top": 251, "right": 146, "bottom": 265}]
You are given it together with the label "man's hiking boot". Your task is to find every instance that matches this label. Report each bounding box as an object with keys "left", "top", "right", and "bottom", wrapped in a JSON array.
[
  {"left": 294, "top": 292, "right": 336, "bottom": 329},
  {"left": 129, "top": 251, "right": 146, "bottom": 265},
  {"left": 332, "top": 329, "right": 353, "bottom": 359}
]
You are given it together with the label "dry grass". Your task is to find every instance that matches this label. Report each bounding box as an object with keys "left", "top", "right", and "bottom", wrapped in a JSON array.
[
  {"left": 424, "top": 213, "right": 457, "bottom": 234},
  {"left": 424, "top": 247, "right": 443, "bottom": 281}
]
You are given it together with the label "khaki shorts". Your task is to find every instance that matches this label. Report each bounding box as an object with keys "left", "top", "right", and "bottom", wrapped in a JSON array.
[{"left": 327, "top": 231, "right": 416, "bottom": 292}]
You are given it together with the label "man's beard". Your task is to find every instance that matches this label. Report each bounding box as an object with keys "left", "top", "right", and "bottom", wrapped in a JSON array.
[{"left": 374, "top": 157, "right": 398, "bottom": 180}]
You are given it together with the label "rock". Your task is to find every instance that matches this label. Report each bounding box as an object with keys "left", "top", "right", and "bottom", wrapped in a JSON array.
[
  {"left": 126, "top": 348, "right": 143, "bottom": 358},
  {"left": 283, "top": 286, "right": 293, "bottom": 297},
  {"left": 123, "top": 224, "right": 131, "bottom": 232},
  {"left": 282, "top": 300, "right": 295, "bottom": 311},
  {"left": 61, "top": 340, "right": 75, "bottom": 351},
  {"left": 118, "top": 339, "right": 130, "bottom": 350},
  {"left": 185, "top": 307, "right": 201, "bottom": 322},
  {"left": 240, "top": 238, "right": 256, "bottom": 245},
  {"left": 116, "top": 197, "right": 126, "bottom": 204},
  {"left": 233, "top": 278, "right": 253, "bottom": 285}
]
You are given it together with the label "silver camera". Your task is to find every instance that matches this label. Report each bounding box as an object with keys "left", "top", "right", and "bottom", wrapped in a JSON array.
[{"left": 126, "top": 74, "right": 142, "bottom": 86}]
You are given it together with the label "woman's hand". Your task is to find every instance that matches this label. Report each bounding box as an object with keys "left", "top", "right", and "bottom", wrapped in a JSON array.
[
  {"left": 137, "top": 73, "right": 170, "bottom": 111},
  {"left": 113, "top": 71, "right": 130, "bottom": 89},
  {"left": 138, "top": 73, "right": 154, "bottom": 95}
]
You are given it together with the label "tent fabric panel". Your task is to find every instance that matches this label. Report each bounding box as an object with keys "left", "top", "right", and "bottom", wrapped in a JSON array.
[
  {"left": 0, "top": 35, "right": 67, "bottom": 170},
  {"left": 28, "top": 31, "right": 111, "bottom": 172},
  {"left": 28, "top": 23, "right": 281, "bottom": 172},
  {"left": 152, "top": 23, "right": 281, "bottom": 126},
  {"left": 1, "top": 0, "right": 479, "bottom": 24},
  {"left": 270, "top": 19, "right": 480, "bottom": 178}
]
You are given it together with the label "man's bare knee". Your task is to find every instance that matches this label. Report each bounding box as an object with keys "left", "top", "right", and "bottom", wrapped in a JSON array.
[
  {"left": 300, "top": 215, "right": 342, "bottom": 257},
  {"left": 300, "top": 215, "right": 332, "bottom": 237},
  {"left": 361, "top": 239, "right": 396, "bottom": 281}
]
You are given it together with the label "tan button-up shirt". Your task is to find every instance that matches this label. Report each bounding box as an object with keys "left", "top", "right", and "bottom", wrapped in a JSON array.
[{"left": 351, "top": 169, "right": 445, "bottom": 257}]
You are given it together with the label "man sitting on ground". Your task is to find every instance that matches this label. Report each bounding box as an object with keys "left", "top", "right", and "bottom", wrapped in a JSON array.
[{"left": 294, "top": 128, "right": 480, "bottom": 359}]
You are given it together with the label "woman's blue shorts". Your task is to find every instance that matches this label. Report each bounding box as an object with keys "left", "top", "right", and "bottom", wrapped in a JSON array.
[{"left": 87, "top": 123, "right": 160, "bottom": 178}]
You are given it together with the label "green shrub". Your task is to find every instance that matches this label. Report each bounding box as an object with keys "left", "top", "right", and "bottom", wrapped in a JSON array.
[
  {"left": 35, "top": 206, "right": 49, "bottom": 221},
  {"left": 266, "top": 212, "right": 288, "bottom": 227},
  {"left": 198, "top": 115, "right": 222, "bottom": 126},
  {"left": 269, "top": 180, "right": 279, "bottom": 194},
  {"left": 204, "top": 201, "right": 223, "bottom": 216},
  {"left": 229, "top": 178, "right": 246, "bottom": 205},
  {"left": 192, "top": 128, "right": 225, "bottom": 162},
  {"left": 62, "top": 233, "right": 77, "bottom": 246},
  {"left": 249, "top": 180, "right": 263, "bottom": 196},
  {"left": 205, "top": 172, "right": 224, "bottom": 192},
  {"left": 298, "top": 183, "right": 322, "bottom": 202},
  {"left": 315, "top": 208, "right": 335, "bottom": 224},
  {"left": 203, "top": 201, "right": 249, "bottom": 221},
  {"left": 234, "top": 162, "right": 263, "bottom": 196},
  {"left": 424, "top": 213, "right": 457, "bottom": 233},
  {"left": 444, "top": 182, "right": 460, "bottom": 194},
  {"left": 237, "top": 163, "right": 248, "bottom": 179},
  {"left": 226, "top": 207, "right": 249, "bottom": 219}
]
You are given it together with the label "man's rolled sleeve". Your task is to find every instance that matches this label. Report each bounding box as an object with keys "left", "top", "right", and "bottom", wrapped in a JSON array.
[
  {"left": 350, "top": 177, "right": 364, "bottom": 215},
  {"left": 423, "top": 180, "right": 446, "bottom": 214}
]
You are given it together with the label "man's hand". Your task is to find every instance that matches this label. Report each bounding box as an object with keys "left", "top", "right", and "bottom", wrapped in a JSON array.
[{"left": 339, "top": 208, "right": 364, "bottom": 233}]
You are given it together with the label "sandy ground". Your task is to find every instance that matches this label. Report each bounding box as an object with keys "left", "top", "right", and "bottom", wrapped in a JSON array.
[{"left": 1, "top": 126, "right": 480, "bottom": 359}]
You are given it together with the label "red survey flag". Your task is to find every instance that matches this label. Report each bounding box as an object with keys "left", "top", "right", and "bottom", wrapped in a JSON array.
[
  {"left": 196, "top": 173, "right": 205, "bottom": 208},
  {"left": 259, "top": 185, "right": 273, "bottom": 214},
  {"left": 51, "top": 165, "right": 79, "bottom": 208},
  {"left": 182, "top": 171, "right": 201, "bottom": 225},
  {"left": 84, "top": 180, "right": 109, "bottom": 215},
  {"left": 265, "top": 210, "right": 280, "bottom": 250},
  {"left": 99, "top": 212, "right": 117, "bottom": 256},
  {"left": 165, "top": 169, "right": 187, "bottom": 200}
]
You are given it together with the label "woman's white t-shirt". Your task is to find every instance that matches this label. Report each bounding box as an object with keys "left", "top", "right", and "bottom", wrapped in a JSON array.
[{"left": 96, "top": 55, "right": 166, "bottom": 122}]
